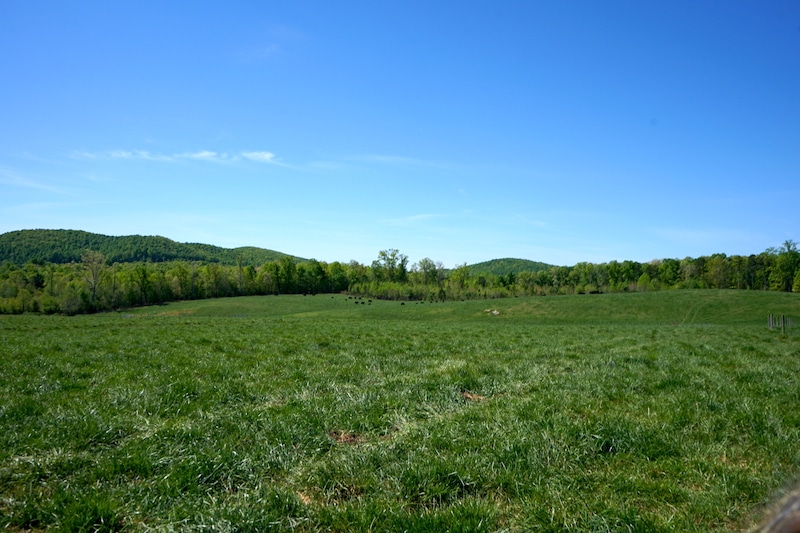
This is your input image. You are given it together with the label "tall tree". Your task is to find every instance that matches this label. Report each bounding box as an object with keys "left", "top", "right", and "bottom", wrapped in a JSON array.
[
  {"left": 373, "top": 249, "right": 409, "bottom": 282},
  {"left": 771, "top": 240, "right": 799, "bottom": 292},
  {"left": 414, "top": 258, "right": 439, "bottom": 285},
  {"left": 448, "top": 263, "right": 471, "bottom": 290},
  {"left": 82, "top": 250, "right": 107, "bottom": 309},
  {"left": 258, "top": 261, "right": 280, "bottom": 294},
  {"left": 278, "top": 256, "right": 297, "bottom": 294}
]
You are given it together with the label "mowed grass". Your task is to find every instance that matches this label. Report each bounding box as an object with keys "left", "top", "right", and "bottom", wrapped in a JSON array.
[{"left": 1, "top": 290, "right": 798, "bottom": 531}]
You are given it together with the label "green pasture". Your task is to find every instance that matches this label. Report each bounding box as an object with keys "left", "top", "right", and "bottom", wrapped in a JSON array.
[{"left": 1, "top": 290, "right": 798, "bottom": 531}]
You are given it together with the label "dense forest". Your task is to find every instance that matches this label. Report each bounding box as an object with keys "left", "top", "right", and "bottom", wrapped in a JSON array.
[
  {"left": 0, "top": 230, "right": 798, "bottom": 315},
  {"left": 466, "top": 258, "right": 553, "bottom": 276},
  {"left": 0, "top": 229, "right": 299, "bottom": 265}
]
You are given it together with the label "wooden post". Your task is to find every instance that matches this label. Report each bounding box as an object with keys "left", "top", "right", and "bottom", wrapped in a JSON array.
[{"left": 782, "top": 315, "right": 786, "bottom": 335}]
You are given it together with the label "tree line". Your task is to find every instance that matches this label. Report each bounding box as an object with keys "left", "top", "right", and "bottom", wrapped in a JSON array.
[{"left": 0, "top": 243, "right": 798, "bottom": 315}]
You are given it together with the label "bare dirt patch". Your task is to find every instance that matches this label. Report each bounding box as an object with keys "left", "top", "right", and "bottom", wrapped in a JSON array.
[
  {"left": 329, "top": 430, "right": 364, "bottom": 445},
  {"left": 460, "top": 390, "right": 487, "bottom": 401}
]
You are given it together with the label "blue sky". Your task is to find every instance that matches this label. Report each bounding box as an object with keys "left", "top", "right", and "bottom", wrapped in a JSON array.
[{"left": 2, "top": 2, "right": 798, "bottom": 267}]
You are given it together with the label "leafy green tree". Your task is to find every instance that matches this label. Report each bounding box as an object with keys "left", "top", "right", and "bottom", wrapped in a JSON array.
[
  {"left": 236, "top": 255, "right": 246, "bottom": 295},
  {"left": 258, "top": 261, "right": 280, "bottom": 295},
  {"left": 149, "top": 267, "right": 173, "bottom": 304},
  {"left": 590, "top": 263, "right": 608, "bottom": 291},
  {"left": 620, "top": 261, "right": 642, "bottom": 285},
  {"left": 373, "top": 249, "right": 409, "bottom": 283},
  {"left": 705, "top": 254, "right": 730, "bottom": 289},
  {"left": 303, "top": 259, "right": 327, "bottom": 294},
  {"left": 606, "top": 261, "right": 621, "bottom": 287},
  {"left": 347, "top": 260, "right": 368, "bottom": 287},
  {"left": 729, "top": 255, "right": 746, "bottom": 289},
  {"left": 770, "top": 240, "right": 799, "bottom": 292},
  {"left": 516, "top": 271, "right": 536, "bottom": 294},
  {"left": 656, "top": 259, "right": 680, "bottom": 288},
  {"left": 569, "top": 262, "right": 591, "bottom": 288},
  {"left": 278, "top": 256, "right": 297, "bottom": 294},
  {"left": 326, "top": 261, "right": 349, "bottom": 293},
  {"left": 637, "top": 272, "right": 652, "bottom": 292},
  {"left": 168, "top": 262, "right": 192, "bottom": 300},
  {"left": 680, "top": 258, "right": 702, "bottom": 287},
  {"left": 415, "top": 258, "right": 439, "bottom": 285},
  {"left": 498, "top": 271, "right": 516, "bottom": 289},
  {"left": 82, "top": 250, "right": 107, "bottom": 309},
  {"left": 551, "top": 266, "right": 570, "bottom": 294},
  {"left": 202, "top": 263, "right": 231, "bottom": 298},
  {"left": 448, "top": 263, "right": 471, "bottom": 291},
  {"left": 132, "top": 263, "right": 152, "bottom": 305},
  {"left": 243, "top": 265, "right": 258, "bottom": 295}
]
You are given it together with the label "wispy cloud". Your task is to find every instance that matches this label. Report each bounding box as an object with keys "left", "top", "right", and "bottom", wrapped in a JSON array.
[
  {"left": 110, "top": 150, "right": 173, "bottom": 161},
  {"left": 71, "top": 150, "right": 172, "bottom": 162},
  {"left": 241, "top": 151, "right": 277, "bottom": 163},
  {"left": 70, "top": 149, "right": 284, "bottom": 164},
  {"left": 176, "top": 150, "right": 230, "bottom": 162},
  {"left": 0, "top": 166, "right": 69, "bottom": 195},
  {"left": 69, "top": 150, "right": 99, "bottom": 160}
]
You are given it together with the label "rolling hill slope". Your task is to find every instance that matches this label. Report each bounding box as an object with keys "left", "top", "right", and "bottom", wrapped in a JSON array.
[
  {"left": 466, "top": 257, "right": 556, "bottom": 276},
  {"left": 0, "top": 229, "right": 304, "bottom": 266}
]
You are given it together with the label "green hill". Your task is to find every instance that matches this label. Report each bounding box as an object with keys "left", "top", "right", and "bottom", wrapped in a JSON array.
[
  {"left": 467, "top": 257, "right": 555, "bottom": 276},
  {"left": 0, "top": 229, "right": 304, "bottom": 266}
]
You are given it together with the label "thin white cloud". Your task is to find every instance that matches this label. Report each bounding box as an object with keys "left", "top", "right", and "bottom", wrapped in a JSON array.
[
  {"left": 68, "top": 148, "right": 294, "bottom": 166},
  {"left": 241, "top": 151, "right": 277, "bottom": 163},
  {"left": 71, "top": 150, "right": 173, "bottom": 162},
  {"left": 110, "top": 150, "right": 172, "bottom": 161},
  {"left": 69, "top": 150, "right": 99, "bottom": 160},
  {"left": 177, "top": 150, "right": 225, "bottom": 161},
  {"left": 0, "top": 166, "right": 69, "bottom": 194}
]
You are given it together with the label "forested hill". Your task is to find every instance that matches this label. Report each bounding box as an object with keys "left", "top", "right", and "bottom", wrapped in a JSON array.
[
  {"left": 467, "top": 258, "right": 555, "bottom": 276},
  {"left": 0, "top": 229, "right": 303, "bottom": 266}
]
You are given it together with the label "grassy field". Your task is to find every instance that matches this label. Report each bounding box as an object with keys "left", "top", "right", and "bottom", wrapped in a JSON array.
[{"left": 1, "top": 290, "right": 799, "bottom": 532}]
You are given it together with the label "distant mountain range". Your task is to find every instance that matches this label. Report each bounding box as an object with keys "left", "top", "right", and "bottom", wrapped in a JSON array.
[
  {"left": 0, "top": 229, "right": 302, "bottom": 266},
  {"left": 0, "top": 229, "right": 557, "bottom": 273}
]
